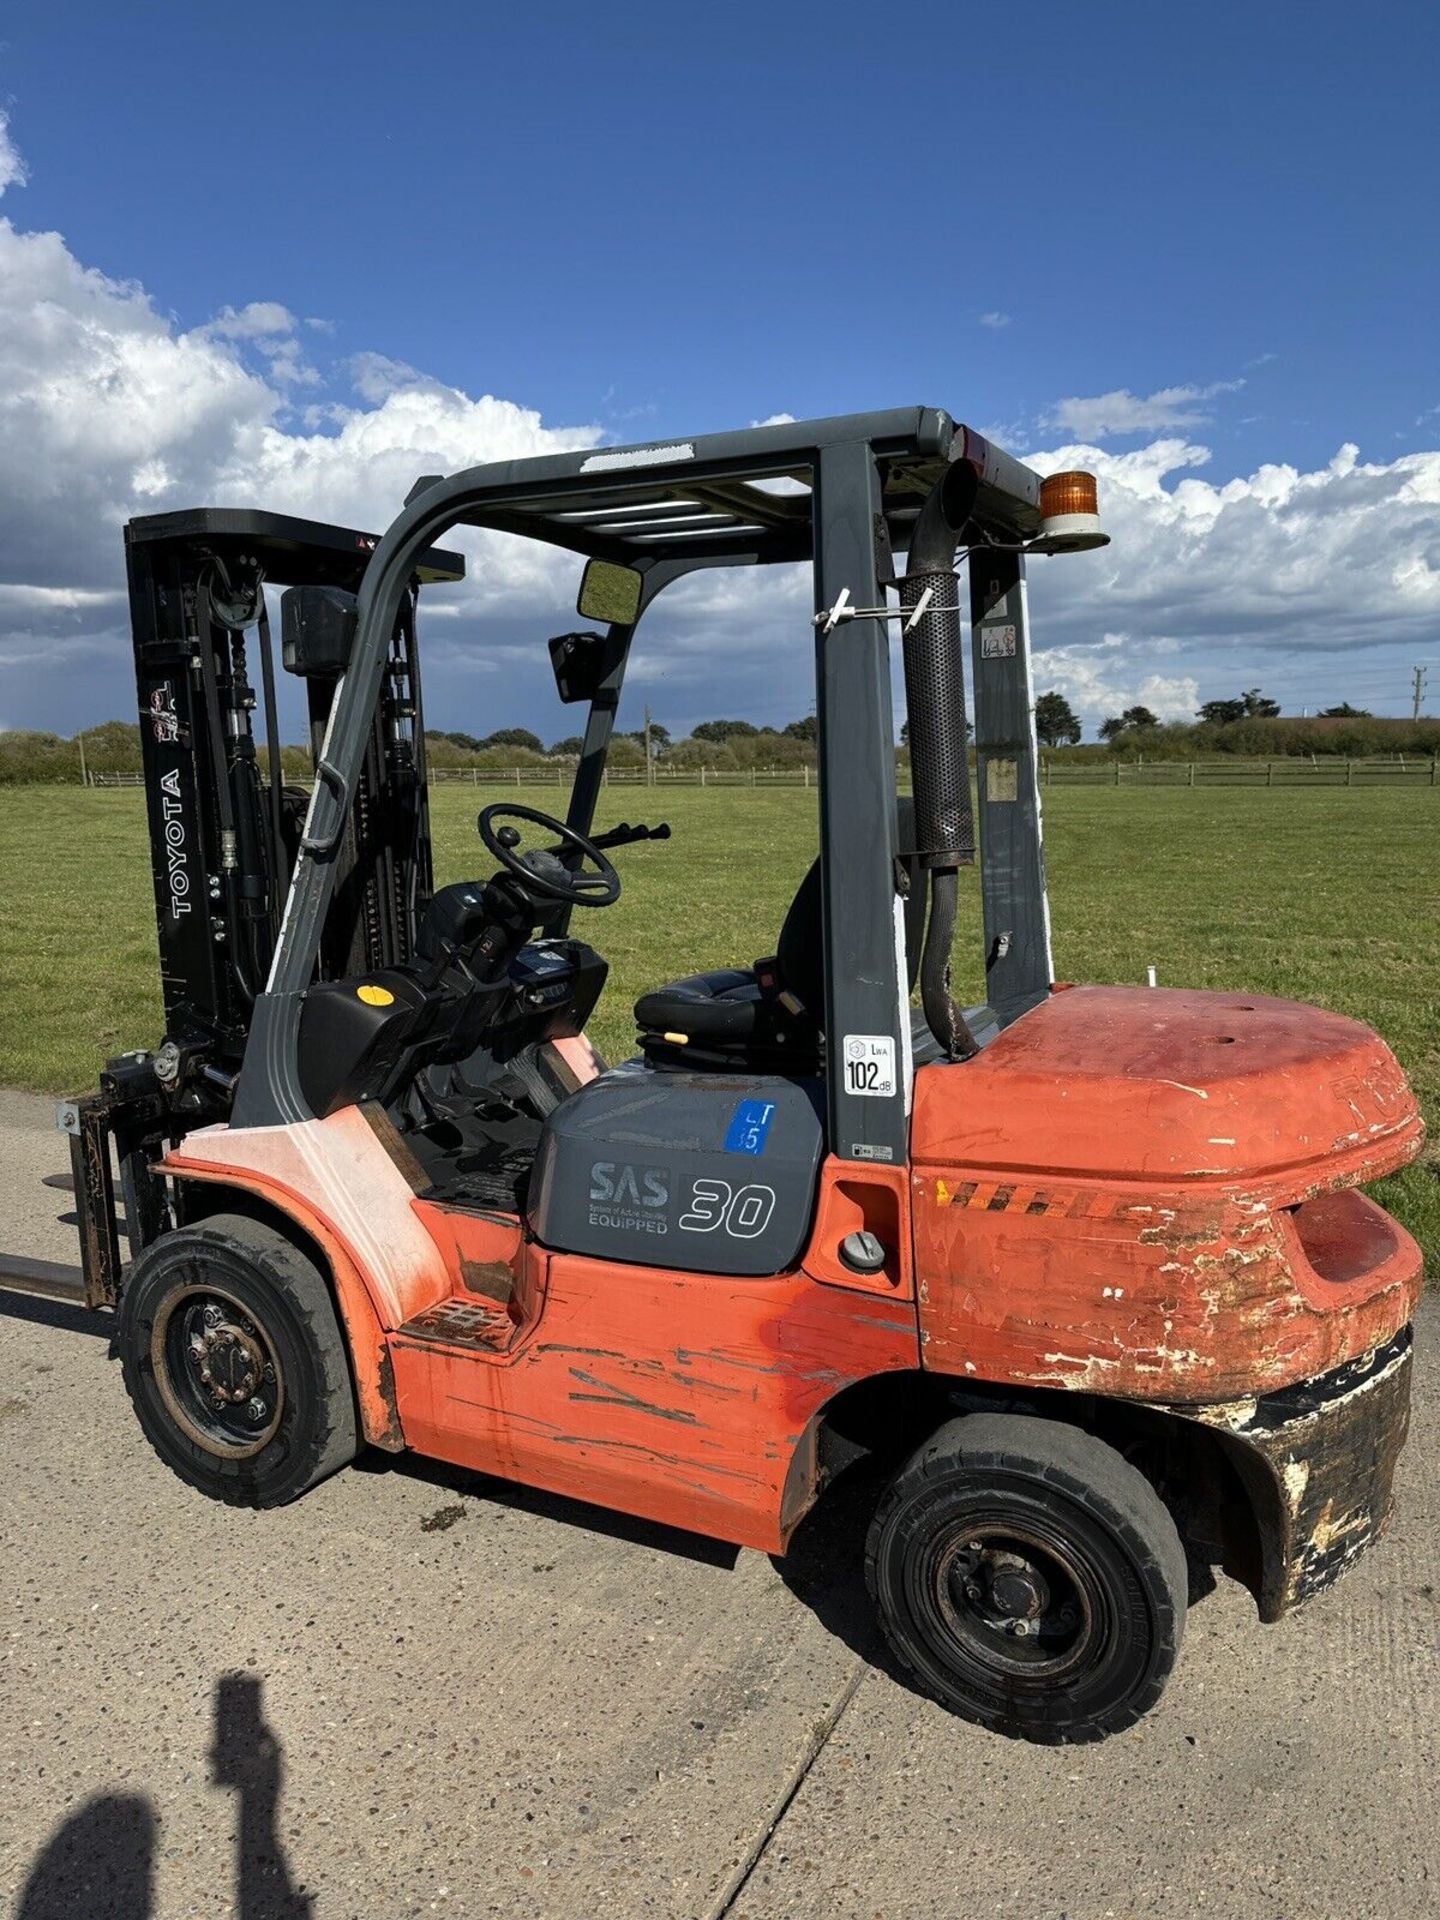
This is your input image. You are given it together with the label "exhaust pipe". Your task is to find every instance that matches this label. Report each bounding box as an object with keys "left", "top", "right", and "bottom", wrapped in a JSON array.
[{"left": 899, "top": 465, "right": 981, "bottom": 1060}]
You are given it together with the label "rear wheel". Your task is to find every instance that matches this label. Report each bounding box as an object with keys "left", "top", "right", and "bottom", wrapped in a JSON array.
[
  {"left": 866, "top": 1413, "right": 1186, "bottom": 1744},
  {"left": 117, "top": 1213, "right": 358, "bottom": 1507}
]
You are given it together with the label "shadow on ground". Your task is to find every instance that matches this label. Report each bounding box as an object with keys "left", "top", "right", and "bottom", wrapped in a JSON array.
[
  {"left": 0, "top": 1285, "right": 110, "bottom": 1340},
  {"left": 14, "top": 1672, "right": 312, "bottom": 1920},
  {"left": 769, "top": 1457, "right": 917, "bottom": 1685},
  {"left": 353, "top": 1438, "right": 744, "bottom": 1567}
]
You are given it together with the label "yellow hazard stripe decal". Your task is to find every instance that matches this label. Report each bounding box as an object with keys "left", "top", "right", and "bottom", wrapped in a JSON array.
[{"left": 926, "top": 1177, "right": 1146, "bottom": 1223}]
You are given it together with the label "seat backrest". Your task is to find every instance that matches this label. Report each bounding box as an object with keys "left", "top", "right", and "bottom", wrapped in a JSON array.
[
  {"left": 775, "top": 859, "right": 824, "bottom": 1013},
  {"left": 774, "top": 796, "right": 925, "bottom": 1015}
]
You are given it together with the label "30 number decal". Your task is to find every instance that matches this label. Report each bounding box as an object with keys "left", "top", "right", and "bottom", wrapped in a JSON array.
[
  {"left": 678, "top": 1178, "right": 729, "bottom": 1234},
  {"left": 727, "top": 1186, "right": 774, "bottom": 1237},
  {"left": 679, "top": 1179, "right": 776, "bottom": 1240}
]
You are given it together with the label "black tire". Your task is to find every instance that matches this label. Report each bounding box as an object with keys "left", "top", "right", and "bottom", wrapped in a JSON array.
[
  {"left": 117, "top": 1213, "right": 359, "bottom": 1508},
  {"left": 866, "top": 1412, "right": 1187, "bottom": 1744}
]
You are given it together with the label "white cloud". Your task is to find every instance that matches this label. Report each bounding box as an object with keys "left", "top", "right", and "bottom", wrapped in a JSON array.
[
  {"left": 0, "top": 113, "right": 26, "bottom": 196},
  {"left": 348, "top": 351, "right": 440, "bottom": 403},
  {"left": 978, "top": 311, "right": 1011, "bottom": 330},
  {"left": 0, "top": 115, "right": 601, "bottom": 700},
  {"left": 1019, "top": 433, "right": 1440, "bottom": 725},
  {"left": 1043, "top": 380, "right": 1244, "bottom": 440},
  {"left": 1030, "top": 635, "right": 1200, "bottom": 724},
  {"left": 0, "top": 220, "right": 279, "bottom": 591},
  {"left": 201, "top": 303, "right": 321, "bottom": 387},
  {"left": 206, "top": 301, "right": 297, "bottom": 340}
]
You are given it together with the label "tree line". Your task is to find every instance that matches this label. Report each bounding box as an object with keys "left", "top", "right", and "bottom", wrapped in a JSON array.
[
  {"left": 1031, "top": 687, "right": 1422, "bottom": 758},
  {"left": 3, "top": 698, "right": 1437, "bottom": 785},
  {"left": 424, "top": 716, "right": 820, "bottom": 772}
]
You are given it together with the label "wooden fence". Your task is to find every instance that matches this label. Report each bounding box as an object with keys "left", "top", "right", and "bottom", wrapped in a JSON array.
[{"left": 87, "top": 757, "right": 1439, "bottom": 792}]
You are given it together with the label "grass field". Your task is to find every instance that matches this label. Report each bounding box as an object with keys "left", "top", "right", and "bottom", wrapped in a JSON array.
[{"left": 1, "top": 783, "right": 1435, "bottom": 1264}]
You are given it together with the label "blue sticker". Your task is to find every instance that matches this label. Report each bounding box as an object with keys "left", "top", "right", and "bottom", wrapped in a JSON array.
[{"left": 724, "top": 1098, "right": 777, "bottom": 1156}]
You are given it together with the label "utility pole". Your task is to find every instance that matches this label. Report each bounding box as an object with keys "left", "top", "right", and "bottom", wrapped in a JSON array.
[
  {"left": 1413, "top": 665, "right": 1429, "bottom": 721},
  {"left": 643, "top": 702, "right": 653, "bottom": 784}
]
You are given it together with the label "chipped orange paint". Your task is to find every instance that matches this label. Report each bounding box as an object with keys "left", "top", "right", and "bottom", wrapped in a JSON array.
[
  {"left": 388, "top": 1237, "right": 918, "bottom": 1553},
  {"left": 911, "top": 986, "right": 1425, "bottom": 1402}
]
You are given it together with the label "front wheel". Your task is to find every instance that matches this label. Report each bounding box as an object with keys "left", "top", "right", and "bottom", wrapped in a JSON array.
[
  {"left": 117, "top": 1213, "right": 359, "bottom": 1507},
  {"left": 866, "top": 1413, "right": 1187, "bottom": 1744}
]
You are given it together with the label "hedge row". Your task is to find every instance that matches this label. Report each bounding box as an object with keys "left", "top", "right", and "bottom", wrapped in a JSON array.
[{"left": 3, "top": 713, "right": 1438, "bottom": 784}]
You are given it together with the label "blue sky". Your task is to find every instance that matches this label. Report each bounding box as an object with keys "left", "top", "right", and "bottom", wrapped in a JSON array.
[{"left": 1, "top": 0, "right": 1437, "bottom": 741}]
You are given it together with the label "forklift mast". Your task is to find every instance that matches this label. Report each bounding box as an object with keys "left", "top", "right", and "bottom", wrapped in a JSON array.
[
  {"left": 125, "top": 510, "right": 462, "bottom": 1057},
  {"left": 63, "top": 509, "right": 462, "bottom": 1304}
]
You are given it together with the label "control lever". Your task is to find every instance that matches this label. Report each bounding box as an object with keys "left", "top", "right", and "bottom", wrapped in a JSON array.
[{"left": 588, "top": 821, "right": 671, "bottom": 852}]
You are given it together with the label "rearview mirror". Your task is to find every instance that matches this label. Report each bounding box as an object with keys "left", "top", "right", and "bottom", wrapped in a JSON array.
[
  {"left": 548, "top": 630, "right": 625, "bottom": 704},
  {"left": 576, "top": 557, "right": 643, "bottom": 627}
]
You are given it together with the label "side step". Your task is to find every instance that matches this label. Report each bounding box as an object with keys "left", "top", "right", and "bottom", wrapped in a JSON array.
[{"left": 395, "top": 1296, "right": 516, "bottom": 1354}]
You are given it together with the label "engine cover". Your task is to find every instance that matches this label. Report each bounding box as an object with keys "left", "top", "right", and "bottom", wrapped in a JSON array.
[{"left": 528, "top": 1060, "right": 825, "bottom": 1276}]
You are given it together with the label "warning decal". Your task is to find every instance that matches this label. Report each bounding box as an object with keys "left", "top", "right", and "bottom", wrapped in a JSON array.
[{"left": 842, "top": 1034, "right": 896, "bottom": 1098}]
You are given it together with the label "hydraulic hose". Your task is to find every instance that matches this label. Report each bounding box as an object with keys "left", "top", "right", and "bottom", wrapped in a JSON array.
[
  {"left": 899, "top": 464, "right": 981, "bottom": 1060},
  {"left": 917, "top": 869, "right": 975, "bottom": 1060},
  {"left": 256, "top": 596, "right": 287, "bottom": 938}
]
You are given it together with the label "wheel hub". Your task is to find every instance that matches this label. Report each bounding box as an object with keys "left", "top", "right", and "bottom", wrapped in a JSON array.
[
  {"left": 152, "top": 1282, "right": 284, "bottom": 1458},
  {"left": 939, "top": 1526, "right": 1092, "bottom": 1674},
  {"left": 985, "top": 1554, "right": 1050, "bottom": 1623},
  {"left": 191, "top": 1322, "right": 265, "bottom": 1406}
]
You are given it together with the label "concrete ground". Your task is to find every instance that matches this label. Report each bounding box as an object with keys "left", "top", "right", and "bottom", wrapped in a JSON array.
[{"left": 1, "top": 1084, "right": 1436, "bottom": 1920}]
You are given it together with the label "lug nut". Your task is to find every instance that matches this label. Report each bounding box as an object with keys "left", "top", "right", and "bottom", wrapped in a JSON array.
[{"left": 245, "top": 1398, "right": 267, "bottom": 1424}]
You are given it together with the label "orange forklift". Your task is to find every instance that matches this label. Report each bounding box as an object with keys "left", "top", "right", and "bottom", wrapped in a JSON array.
[{"left": 65, "top": 410, "right": 1425, "bottom": 1742}]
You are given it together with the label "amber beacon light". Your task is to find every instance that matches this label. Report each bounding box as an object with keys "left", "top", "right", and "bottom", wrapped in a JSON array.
[{"left": 1033, "top": 468, "right": 1109, "bottom": 553}]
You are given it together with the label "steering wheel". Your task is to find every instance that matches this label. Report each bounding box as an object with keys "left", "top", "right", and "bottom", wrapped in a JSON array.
[{"left": 477, "top": 802, "right": 621, "bottom": 909}]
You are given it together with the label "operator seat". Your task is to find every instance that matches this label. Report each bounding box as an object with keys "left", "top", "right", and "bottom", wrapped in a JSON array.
[
  {"left": 636, "top": 801, "right": 927, "bottom": 1070},
  {"left": 634, "top": 860, "right": 825, "bottom": 1068}
]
